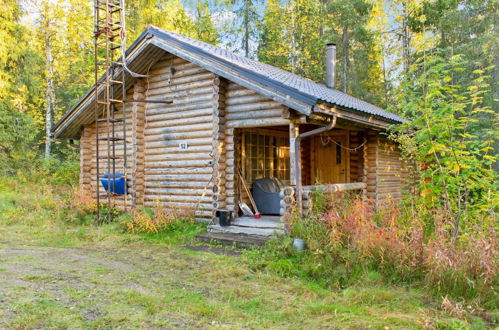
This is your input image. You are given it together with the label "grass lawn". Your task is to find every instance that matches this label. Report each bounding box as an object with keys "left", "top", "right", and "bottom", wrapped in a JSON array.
[{"left": 0, "top": 179, "right": 491, "bottom": 329}]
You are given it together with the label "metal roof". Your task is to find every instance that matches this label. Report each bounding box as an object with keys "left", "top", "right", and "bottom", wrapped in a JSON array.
[
  {"left": 53, "top": 25, "right": 403, "bottom": 139},
  {"left": 149, "top": 26, "right": 403, "bottom": 123}
]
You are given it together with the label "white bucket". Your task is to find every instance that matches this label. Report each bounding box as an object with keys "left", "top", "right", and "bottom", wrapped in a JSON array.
[{"left": 292, "top": 238, "right": 305, "bottom": 251}]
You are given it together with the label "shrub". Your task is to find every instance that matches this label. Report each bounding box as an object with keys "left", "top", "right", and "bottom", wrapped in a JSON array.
[
  {"left": 121, "top": 201, "right": 195, "bottom": 234},
  {"left": 249, "top": 190, "right": 497, "bottom": 309}
]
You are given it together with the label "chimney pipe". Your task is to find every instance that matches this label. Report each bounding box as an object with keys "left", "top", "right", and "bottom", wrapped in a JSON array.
[{"left": 326, "top": 43, "right": 336, "bottom": 88}]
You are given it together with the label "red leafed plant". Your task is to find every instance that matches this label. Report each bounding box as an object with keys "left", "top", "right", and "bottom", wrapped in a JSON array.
[{"left": 316, "top": 194, "right": 497, "bottom": 302}]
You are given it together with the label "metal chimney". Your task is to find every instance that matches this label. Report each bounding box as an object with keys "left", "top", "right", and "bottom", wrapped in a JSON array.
[{"left": 326, "top": 43, "right": 336, "bottom": 88}]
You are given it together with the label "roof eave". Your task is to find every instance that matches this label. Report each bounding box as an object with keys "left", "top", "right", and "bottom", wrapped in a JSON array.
[{"left": 312, "top": 103, "right": 401, "bottom": 129}]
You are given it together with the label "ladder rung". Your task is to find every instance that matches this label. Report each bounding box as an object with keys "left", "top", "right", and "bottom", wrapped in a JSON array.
[
  {"left": 97, "top": 157, "right": 123, "bottom": 160},
  {"left": 97, "top": 98, "right": 122, "bottom": 104},
  {"left": 96, "top": 118, "right": 124, "bottom": 123},
  {"left": 96, "top": 20, "right": 122, "bottom": 28},
  {"left": 109, "top": 79, "right": 124, "bottom": 84},
  {"left": 97, "top": 137, "right": 124, "bottom": 141},
  {"left": 96, "top": 40, "right": 121, "bottom": 47},
  {"left": 99, "top": 193, "right": 126, "bottom": 198},
  {"left": 95, "top": 1, "right": 121, "bottom": 9}
]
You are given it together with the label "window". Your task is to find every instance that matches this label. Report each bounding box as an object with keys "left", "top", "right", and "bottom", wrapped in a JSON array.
[{"left": 242, "top": 131, "right": 290, "bottom": 184}]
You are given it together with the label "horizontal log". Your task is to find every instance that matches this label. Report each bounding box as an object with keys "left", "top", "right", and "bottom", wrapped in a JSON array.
[
  {"left": 144, "top": 130, "right": 212, "bottom": 141},
  {"left": 226, "top": 88, "right": 257, "bottom": 98},
  {"left": 145, "top": 154, "right": 212, "bottom": 164},
  {"left": 302, "top": 182, "right": 367, "bottom": 193},
  {"left": 226, "top": 118, "right": 289, "bottom": 128},
  {"left": 226, "top": 102, "right": 283, "bottom": 113},
  {"left": 146, "top": 110, "right": 213, "bottom": 124},
  {"left": 146, "top": 101, "right": 214, "bottom": 117},
  {"left": 226, "top": 109, "right": 283, "bottom": 120},
  {"left": 145, "top": 159, "right": 212, "bottom": 168},
  {"left": 148, "top": 61, "right": 200, "bottom": 78},
  {"left": 147, "top": 73, "right": 213, "bottom": 97},
  {"left": 144, "top": 173, "right": 212, "bottom": 181},
  {"left": 147, "top": 85, "right": 214, "bottom": 100},
  {"left": 145, "top": 145, "right": 212, "bottom": 156},
  {"left": 225, "top": 94, "right": 270, "bottom": 106},
  {"left": 146, "top": 93, "right": 213, "bottom": 110},
  {"left": 142, "top": 193, "right": 212, "bottom": 203},
  {"left": 146, "top": 123, "right": 213, "bottom": 135}
]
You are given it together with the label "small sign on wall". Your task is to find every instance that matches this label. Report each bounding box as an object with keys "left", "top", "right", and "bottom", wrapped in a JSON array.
[{"left": 179, "top": 142, "right": 188, "bottom": 150}]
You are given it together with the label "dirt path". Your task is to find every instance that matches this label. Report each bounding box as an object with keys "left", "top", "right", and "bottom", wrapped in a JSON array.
[
  {"left": 0, "top": 239, "right": 469, "bottom": 329},
  {"left": 0, "top": 242, "right": 214, "bottom": 328}
]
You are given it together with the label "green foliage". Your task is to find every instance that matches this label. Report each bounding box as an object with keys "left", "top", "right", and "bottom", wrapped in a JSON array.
[
  {"left": 391, "top": 52, "right": 498, "bottom": 238},
  {"left": 0, "top": 102, "right": 38, "bottom": 175}
]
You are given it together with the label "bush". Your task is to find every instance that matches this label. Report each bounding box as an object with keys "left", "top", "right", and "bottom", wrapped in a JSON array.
[
  {"left": 247, "top": 190, "right": 497, "bottom": 309},
  {"left": 121, "top": 201, "right": 195, "bottom": 234}
]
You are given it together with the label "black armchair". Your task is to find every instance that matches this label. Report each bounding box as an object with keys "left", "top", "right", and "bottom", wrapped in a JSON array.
[{"left": 251, "top": 177, "right": 287, "bottom": 215}]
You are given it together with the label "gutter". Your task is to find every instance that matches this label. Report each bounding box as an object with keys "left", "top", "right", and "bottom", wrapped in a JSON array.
[{"left": 294, "top": 115, "right": 337, "bottom": 215}]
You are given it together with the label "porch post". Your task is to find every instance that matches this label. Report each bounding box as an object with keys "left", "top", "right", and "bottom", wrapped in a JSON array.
[{"left": 289, "top": 122, "right": 299, "bottom": 186}]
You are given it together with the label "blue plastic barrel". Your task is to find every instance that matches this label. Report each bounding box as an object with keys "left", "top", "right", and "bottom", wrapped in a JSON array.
[{"left": 100, "top": 173, "right": 126, "bottom": 195}]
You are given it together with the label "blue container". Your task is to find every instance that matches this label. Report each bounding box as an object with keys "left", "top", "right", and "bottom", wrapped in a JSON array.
[{"left": 100, "top": 173, "right": 126, "bottom": 195}]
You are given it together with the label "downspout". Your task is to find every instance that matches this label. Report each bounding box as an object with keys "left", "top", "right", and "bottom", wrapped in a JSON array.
[{"left": 295, "top": 115, "right": 337, "bottom": 215}]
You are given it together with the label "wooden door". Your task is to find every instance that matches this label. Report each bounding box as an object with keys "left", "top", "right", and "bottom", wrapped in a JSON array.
[{"left": 312, "top": 135, "right": 347, "bottom": 184}]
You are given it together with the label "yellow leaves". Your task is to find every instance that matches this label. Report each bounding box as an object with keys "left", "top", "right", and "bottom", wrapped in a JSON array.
[{"left": 427, "top": 144, "right": 446, "bottom": 155}]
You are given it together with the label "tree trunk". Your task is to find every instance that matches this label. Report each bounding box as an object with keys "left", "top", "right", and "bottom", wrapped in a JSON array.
[
  {"left": 402, "top": 1, "right": 409, "bottom": 76},
  {"left": 196, "top": 0, "right": 202, "bottom": 40},
  {"left": 243, "top": 0, "right": 250, "bottom": 57},
  {"left": 342, "top": 25, "right": 348, "bottom": 93},
  {"left": 290, "top": 6, "right": 296, "bottom": 73},
  {"left": 44, "top": 27, "right": 55, "bottom": 159},
  {"left": 382, "top": 45, "right": 389, "bottom": 107}
]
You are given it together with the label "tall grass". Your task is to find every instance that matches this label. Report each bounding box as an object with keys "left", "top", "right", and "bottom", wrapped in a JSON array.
[{"left": 246, "top": 190, "right": 497, "bottom": 312}]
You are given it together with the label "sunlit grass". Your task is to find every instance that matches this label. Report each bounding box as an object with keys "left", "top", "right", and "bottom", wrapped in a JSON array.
[{"left": 0, "top": 178, "right": 493, "bottom": 329}]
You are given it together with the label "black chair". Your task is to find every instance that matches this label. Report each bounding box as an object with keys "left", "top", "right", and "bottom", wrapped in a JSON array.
[{"left": 251, "top": 177, "right": 286, "bottom": 215}]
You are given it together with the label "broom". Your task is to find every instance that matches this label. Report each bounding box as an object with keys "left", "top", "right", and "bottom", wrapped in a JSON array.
[{"left": 237, "top": 170, "right": 261, "bottom": 219}]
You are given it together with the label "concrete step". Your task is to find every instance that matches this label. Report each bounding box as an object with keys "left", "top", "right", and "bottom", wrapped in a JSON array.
[
  {"left": 207, "top": 224, "right": 284, "bottom": 238},
  {"left": 231, "top": 216, "right": 284, "bottom": 229},
  {"left": 196, "top": 232, "right": 269, "bottom": 249}
]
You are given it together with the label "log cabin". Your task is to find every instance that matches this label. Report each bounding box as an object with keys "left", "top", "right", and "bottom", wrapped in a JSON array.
[{"left": 52, "top": 25, "right": 407, "bottom": 238}]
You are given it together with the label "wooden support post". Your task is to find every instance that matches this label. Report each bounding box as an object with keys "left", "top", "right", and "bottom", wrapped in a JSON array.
[
  {"left": 289, "top": 122, "right": 299, "bottom": 186},
  {"left": 211, "top": 76, "right": 227, "bottom": 220},
  {"left": 80, "top": 126, "right": 92, "bottom": 193},
  {"left": 131, "top": 79, "right": 146, "bottom": 207}
]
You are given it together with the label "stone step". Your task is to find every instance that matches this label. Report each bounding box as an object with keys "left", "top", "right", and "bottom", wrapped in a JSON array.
[
  {"left": 207, "top": 224, "right": 284, "bottom": 238},
  {"left": 196, "top": 232, "right": 268, "bottom": 249}
]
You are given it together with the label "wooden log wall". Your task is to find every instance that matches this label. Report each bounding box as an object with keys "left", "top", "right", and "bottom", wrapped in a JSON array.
[
  {"left": 363, "top": 131, "right": 405, "bottom": 205},
  {"left": 142, "top": 54, "right": 216, "bottom": 220},
  {"left": 363, "top": 131, "right": 378, "bottom": 201},
  {"left": 376, "top": 136, "right": 404, "bottom": 202},
  {"left": 79, "top": 53, "right": 296, "bottom": 221},
  {"left": 349, "top": 131, "right": 364, "bottom": 182}
]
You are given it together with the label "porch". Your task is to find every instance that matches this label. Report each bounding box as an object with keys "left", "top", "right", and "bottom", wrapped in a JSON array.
[{"left": 208, "top": 121, "right": 369, "bottom": 239}]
